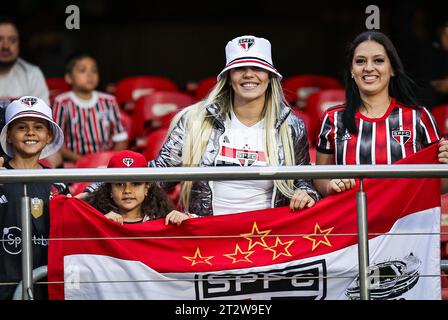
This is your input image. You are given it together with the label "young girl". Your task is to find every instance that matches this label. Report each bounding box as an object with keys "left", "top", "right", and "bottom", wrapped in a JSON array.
[
  {"left": 0, "top": 96, "right": 69, "bottom": 300},
  {"left": 84, "top": 150, "right": 189, "bottom": 226}
]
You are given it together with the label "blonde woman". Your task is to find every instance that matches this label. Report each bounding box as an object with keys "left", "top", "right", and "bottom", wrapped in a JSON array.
[{"left": 151, "top": 35, "right": 319, "bottom": 216}]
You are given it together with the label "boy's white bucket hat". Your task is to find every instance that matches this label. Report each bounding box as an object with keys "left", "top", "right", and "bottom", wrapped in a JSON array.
[{"left": 0, "top": 96, "right": 64, "bottom": 159}]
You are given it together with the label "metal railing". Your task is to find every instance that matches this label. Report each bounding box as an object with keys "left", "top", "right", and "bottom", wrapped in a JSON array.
[{"left": 1, "top": 164, "right": 448, "bottom": 300}]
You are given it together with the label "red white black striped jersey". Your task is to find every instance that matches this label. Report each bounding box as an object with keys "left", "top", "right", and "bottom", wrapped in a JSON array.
[
  {"left": 316, "top": 98, "right": 441, "bottom": 164},
  {"left": 52, "top": 91, "right": 128, "bottom": 155}
]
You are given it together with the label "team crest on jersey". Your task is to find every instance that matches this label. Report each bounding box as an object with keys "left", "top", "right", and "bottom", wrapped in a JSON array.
[
  {"left": 392, "top": 130, "right": 411, "bottom": 145},
  {"left": 238, "top": 38, "right": 255, "bottom": 51},
  {"left": 30, "top": 198, "right": 44, "bottom": 219},
  {"left": 20, "top": 97, "right": 38, "bottom": 107},
  {"left": 236, "top": 150, "right": 258, "bottom": 166},
  {"left": 122, "top": 158, "right": 134, "bottom": 167}
]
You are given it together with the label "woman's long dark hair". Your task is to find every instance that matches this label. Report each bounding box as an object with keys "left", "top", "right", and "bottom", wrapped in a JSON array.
[
  {"left": 85, "top": 182, "right": 173, "bottom": 220},
  {"left": 343, "top": 31, "right": 420, "bottom": 133}
]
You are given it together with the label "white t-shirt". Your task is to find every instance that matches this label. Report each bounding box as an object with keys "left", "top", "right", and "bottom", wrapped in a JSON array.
[
  {"left": 0, "top": 58, "right": 50, "bottom": 107},
  {"left": 212, "top": 110, "right": 274, "bottom": 215}
]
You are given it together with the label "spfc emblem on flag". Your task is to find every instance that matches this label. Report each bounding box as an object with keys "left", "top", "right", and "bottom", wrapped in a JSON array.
[
  {"left": 238, "top": 38, "right": 255, "bottom": 51},
  {"left": 236, "top": 150, "right": 258, "bottom": 166},
  {"left": 392, "top": 130, "right": 411, "bottom": 145},
  {"left": 20, "top": 97, "right": 38, "bottom": 107},
  {"left": 122, "top": 158, "right": 134, "bottom": 167}
]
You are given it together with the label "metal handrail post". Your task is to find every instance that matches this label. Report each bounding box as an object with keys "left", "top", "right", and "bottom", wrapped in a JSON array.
[
  {"left": 21, "top": 183, "right": 33, "bottom": 300},
  {"left": 356, "top": 178, "right": 370, "bottom": 300}
]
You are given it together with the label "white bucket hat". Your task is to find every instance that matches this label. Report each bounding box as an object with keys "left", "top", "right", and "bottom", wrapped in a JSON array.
[
  {"left": 217, "top": 35, "right": 282, "bottom": 80},
  {"left": 0, "top": 96, "right": 64, "bottom": 159}
]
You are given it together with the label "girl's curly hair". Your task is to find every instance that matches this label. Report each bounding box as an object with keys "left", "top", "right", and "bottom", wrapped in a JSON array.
[{"left": 85, "top": 182, "right": 174, "bottom": 220}]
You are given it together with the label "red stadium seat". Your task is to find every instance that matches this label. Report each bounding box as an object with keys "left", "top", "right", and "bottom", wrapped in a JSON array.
[
  {"left": 119, "top": 111, "right": 133, "bottom": 138},
  {"left": 70, "top": 151, "right": 120, "bottom": 195},
  {"left": 114, "top": 76, "right": 179, "bottom": 113},
  {"left": 142, "top": 128, "right": 181, "bottom": 205},
  {"left": 282, "top": 75, "right": 343, "bottom": 109},
  {"left": 46, "top": 77, "right": 70, "bottom": 105},
  {"left": 431, "top": 104, "right": 448, "bottom": 137},
  {"left": 144, "top": 128, "right": 168, "bottom": 161},
  {"left": 131, "top": 91, "right": 194, "bottom": 147},
  {"left": 193, "top": 76, "right": 217, "bottom": 101},
  {"left": 306, "top": 89, "right": 346, "bottom": 145}
]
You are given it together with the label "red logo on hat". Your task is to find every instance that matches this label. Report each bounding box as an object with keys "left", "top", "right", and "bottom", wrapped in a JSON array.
[
  {"left": 238, "top": 38, "right": 255, "bottom": 51},
  {"left": 122, "top": 158, "right": 134, "bottom": 167},
  {"left": 20, "top": 97, "right": 38, "bottom": 107}
]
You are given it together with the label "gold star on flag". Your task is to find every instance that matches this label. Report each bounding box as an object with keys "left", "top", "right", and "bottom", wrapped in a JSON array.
[
  {"left": 241, "top": 222, "right": 271, "bottom": 250},
  {"left": 183, "top": 248, "right": 214, "bottom": 266},
  {"left": 223, "top": 244, "right": 255, "bottom": 263},
  {"left": 264, "top": 237, "right": 294, "bottom": 260},
  {"left": 303, "top": 223, "right": 334, "bottom": 251}
]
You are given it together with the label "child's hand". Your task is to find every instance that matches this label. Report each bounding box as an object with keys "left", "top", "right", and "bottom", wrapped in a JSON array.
[
  {"left": 165, "top": 210, "right": 190, "bottom": 226},
  {"left": 0, "top": 156, "right": 4, "bottom": 169},
  {"left": 105, "top": 211, "right": 124, "bottom": 225}
]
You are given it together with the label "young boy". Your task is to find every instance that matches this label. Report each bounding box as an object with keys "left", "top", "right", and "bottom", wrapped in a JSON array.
[
  {"left": 52, "top": 53, "right": 128, "bottom": 163},
  {"left": 0, "top": 96, "right": 69, "bottom": 299}
]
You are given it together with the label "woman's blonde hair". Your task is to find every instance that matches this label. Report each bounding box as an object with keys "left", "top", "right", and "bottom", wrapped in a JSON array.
[{"left": 168, "top": 73, "right": 297, "bottom": 210}]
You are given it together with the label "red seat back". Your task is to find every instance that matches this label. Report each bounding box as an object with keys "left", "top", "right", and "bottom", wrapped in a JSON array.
[
  {"left": 70, "top": 151, "right": 120, "bottom": 195},
  {"left": 194, "top": 76, "right": 217, "bottom": 101},
  {"left": 131, "top": 91, "right": 194, "bottom": 144},
  {"left": 431, "top": 104, "right": 448, "bottom": 137},
  {"left": 306, "top": 89, "right": 346, "bottom": 145},
  {"left": 144, "top": 128, "right": 169, "bottom": 161},
  {"left": 119, "top": 111, "right": 133, "bottom": 137},
  {"left": 114, "top": 76, "right": 179, "bottom": 112},
  {"left": 46, "top": 77, "right": 70, "bottom": 105},
  {"left": 282, "top": 75, "right": 343, "bottom": 109}
]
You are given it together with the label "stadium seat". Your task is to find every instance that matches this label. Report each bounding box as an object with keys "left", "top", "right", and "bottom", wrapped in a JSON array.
[
  {"left": 131, "top": 91, "right": 194, "bottom": 147},
  {"left": 306, "top": 89, "right": 346, "bottom": 145},
  {"left": 46, "top": 77, "right": 70, "bottom": 105},
  {"left": 144, "top": 128, "right": 168, "bottom": 161},
  {"left": 114, "top": 76, "right": 179, "bottom": 113},
  {"left": 142, "top": 128, "right": 181, "bottom": 206},
  {"left": 193, "top": 76, "right": 217, "bottom": 101},
  {"left": 431, "top": 104, "right": 448, "bottom": 137},
  {"left": 119, "top": 111, "right": 133, "bottom": 138},
  {"left": 282, "top": 75, "right": 343, "bottom": 109},
  {"left": 70, "top": 151, "right": 119, "bottom": 195}
]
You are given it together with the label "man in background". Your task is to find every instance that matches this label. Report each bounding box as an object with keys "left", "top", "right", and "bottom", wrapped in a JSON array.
[{"left": 0, "top": 16, "right": 63, "bottom": 166}]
